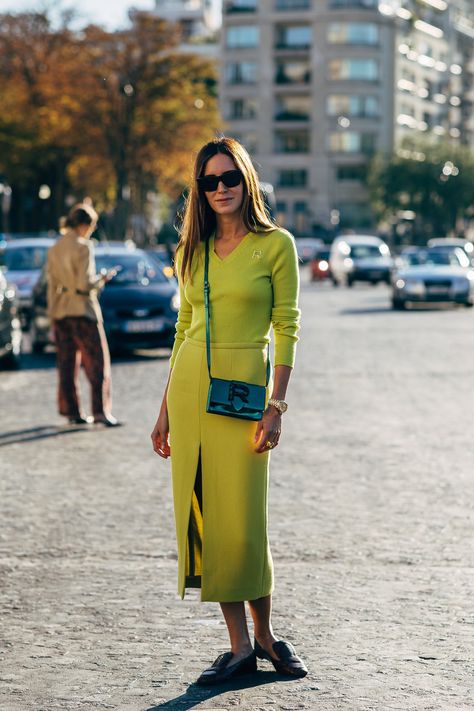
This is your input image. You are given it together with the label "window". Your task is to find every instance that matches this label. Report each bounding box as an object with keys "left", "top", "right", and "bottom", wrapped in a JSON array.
[
  {"left": 336, "top": 165, "right": 367, "bottom": 181},
  {"left": 327, "top": 95, "right": 379, "bottom": 117},
  {"left": 225, "top": 61, "right": 258, "bottom": 84},
  {"left": 294, "top": 201, "right": 309, "bottom": 232},
  {"left": 276, "top": 0, "right": 311, "bottom": 8},
  {"left": 225, "top": 0, "right": 258, "bottom": 11},
  {"left": 336, "top": 201, "right": 373, "bottom": 229},
  {"left": 276, "top": 25, "right": 312, "bottom": 48},
  {"left": 275, "top": 95, "right": 311, "bottom": 120},
  {"left": 227, "top": 26, "right": 260, "bottom": 48},
  {"left": 233, "top": 132, "right": 258, "bottom": 153},
  {"left": 275, "top": 60, "right": 311, "bottom": 84},
  {"left": 227, "top": 98, "right": 258, "bottom": 119},
  {"left": 276, "top": 201, "right": 287, "bottom": 225},
  {"left": 277, "top": 169, "right": 308, "bottom": 187},
  {"left": 328, "top": 59, "right": 378, "bottom": 81},
  {"left": 329, "top": 131, "right": 376, "bottom": 152},
  {"left": 275, "top": 130, "right": 310, "bottom": 152},
  {"left": 328, "top": 23, "right": 379, "bottom": 44}
]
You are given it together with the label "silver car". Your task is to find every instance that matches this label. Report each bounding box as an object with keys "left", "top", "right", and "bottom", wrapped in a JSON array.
[
  {"left": 0, "top": 237, "right": 56, "bottom": 323},
  {"left": 392, "top": 247, "right": 474, "bottom": 309}
]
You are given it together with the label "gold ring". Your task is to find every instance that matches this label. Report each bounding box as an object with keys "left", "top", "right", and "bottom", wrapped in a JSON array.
[{"left": 266, "top": 440, "right": 274, "bottom": 449}]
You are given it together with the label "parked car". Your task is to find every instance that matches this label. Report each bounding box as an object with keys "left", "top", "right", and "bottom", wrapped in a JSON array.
[
  {"left": 31, "top": 245, "right": 179, "bottom": 354},
  {"left": 310, "top": 248, "right": 331, "bottom": 281},
  {"left": 0, "top": 237, "right": 56, "bottom": 325},
  {"left": 427, "top": 238, "right": 474, "bottom": 263},
  {"left": 145, "top": 249, "right": 176, "bottom": 280},
  {"left": 295, "top": 237, "right": 325, "bottom": 264},
  {"left": 0, "top": 269, "right": 22, "bottom": 368},
  {"left": 330, "top": 235, "right": 392, "bottom": 286},
  {"left": 391, "top": 247, "right": 474, "bottom": 309}
]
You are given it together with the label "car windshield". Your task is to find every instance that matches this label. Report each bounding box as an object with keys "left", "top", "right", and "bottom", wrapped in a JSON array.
[
  {"left": 3, "top": 246, "right": 49, "bottom": 271},
  {"left": 425, "top": 250, "right": 466, "bottom": 266},
  {"left": 95, "top": 253, "right": 167, "bottom": 285},
  {"left": 351, "top": 245, "right": 383, "bottom": 259},
  {"left": 403, "top": 250, "right": 467, "bottom": 267}
]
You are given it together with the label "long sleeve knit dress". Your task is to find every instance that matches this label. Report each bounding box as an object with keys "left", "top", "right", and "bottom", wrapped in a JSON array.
[{"left": 166, "top": 227, "right": 300, "bottom": 602}]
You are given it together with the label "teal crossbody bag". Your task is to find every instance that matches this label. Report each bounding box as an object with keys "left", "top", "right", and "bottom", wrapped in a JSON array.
[{"left": 204, "top": 236, "right": 271, "bottom": 421}]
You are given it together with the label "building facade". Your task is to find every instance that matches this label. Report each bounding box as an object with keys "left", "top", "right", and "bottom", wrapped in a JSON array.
[
  {"left": 153, "top": 0, "right": 220, "bottom": 56},
  {"left": 220, "top": 0, "right": 474, "bottom": 233}
]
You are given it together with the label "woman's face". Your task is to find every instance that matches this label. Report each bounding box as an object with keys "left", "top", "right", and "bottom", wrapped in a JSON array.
[{"left": 202, "top": 153, "right": 244, "bottom": 216}]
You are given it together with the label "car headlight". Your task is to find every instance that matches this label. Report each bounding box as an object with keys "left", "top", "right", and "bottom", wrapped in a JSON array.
[
  {"left": 319, "top": 260, "right": 329, "bottom": 271},
  {"left": 343, "top": 257, "right": 353, "bottom": 270},
  {"left": 171, "top": 292, "right": 180, "bottom": 311}
]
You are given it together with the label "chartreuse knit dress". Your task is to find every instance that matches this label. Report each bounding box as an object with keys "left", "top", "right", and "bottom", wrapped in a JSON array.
[{"left": 166, "top": 228, "right": 300, "bottom": 602}]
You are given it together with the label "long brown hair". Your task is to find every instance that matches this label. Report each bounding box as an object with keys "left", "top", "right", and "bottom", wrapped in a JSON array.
[{"left": 177, "top": 137, "right": 277, "bottom": 282}]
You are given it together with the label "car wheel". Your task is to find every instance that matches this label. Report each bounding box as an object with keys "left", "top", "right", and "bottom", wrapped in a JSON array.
[
  {"left": 32, "top": 341, "right": 46, "bottom": 354},
  {"left": 1, "top": 347, "right": 21, "bottom": 370},
  {"left": 392, "top": 298, "right": 405, "bottom": 310},
  {"left": 346, "top": 277, "right": 354, "bottom": 288},
  {"left": 464, "top": 302, "right": 473, "bottom": 308}
]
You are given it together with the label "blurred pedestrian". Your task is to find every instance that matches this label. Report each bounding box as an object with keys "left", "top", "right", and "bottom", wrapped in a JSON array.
[
  {"left": 151, "top": 137, "right": 307, "bottom": 684},
  {"left": 47, "top": 203, "right": 120, "bottom": 426}
]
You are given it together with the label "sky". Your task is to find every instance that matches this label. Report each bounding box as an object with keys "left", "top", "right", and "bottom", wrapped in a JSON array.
[{"left": 0, "top": 0, "right": 157, "bottom": 29}]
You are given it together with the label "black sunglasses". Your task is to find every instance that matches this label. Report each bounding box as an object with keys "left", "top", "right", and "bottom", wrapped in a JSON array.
[{"left": 197, "top": 169, "right": 243, "bottom": 192}]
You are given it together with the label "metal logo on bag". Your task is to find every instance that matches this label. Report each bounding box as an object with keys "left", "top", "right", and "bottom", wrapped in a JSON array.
[{"left": 228, "top": 382, "right": 250, "bottom": 410}]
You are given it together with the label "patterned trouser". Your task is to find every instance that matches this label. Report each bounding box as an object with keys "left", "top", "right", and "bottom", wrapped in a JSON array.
[{"left": 53, "top": 317, "right": 111, "bottom": 418}]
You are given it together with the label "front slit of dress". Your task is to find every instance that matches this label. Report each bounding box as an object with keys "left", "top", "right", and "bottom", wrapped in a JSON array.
[{"left": 185, "top": 449, "right": 203, "bottom": 589}]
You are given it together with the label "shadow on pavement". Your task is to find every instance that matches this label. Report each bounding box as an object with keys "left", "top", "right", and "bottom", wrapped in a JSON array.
[
  {"left": 0, "top": 424, "right": 92, "bottom": 447},
  {"left": 146, "top": 672, "right": 297, "bottom": 710},
  {"left": 16, "top": 350, "right": 170, "bottom": 371},
  {"left": 340, "top": 304, "right": 462, "bottom": 315}
]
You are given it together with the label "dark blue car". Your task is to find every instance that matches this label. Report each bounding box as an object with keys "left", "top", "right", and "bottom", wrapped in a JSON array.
[{"left": 31, "top": 244, "right": 179, "bottom": 354}]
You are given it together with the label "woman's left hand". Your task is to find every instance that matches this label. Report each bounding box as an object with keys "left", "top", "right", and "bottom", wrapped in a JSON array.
[{"left": 254, "top": 406, "right": 281, "bottom": 453}]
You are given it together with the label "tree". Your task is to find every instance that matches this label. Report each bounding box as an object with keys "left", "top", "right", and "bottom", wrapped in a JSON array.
[
  {"left": 368, "top": 140, "right": 474, "bottom": 244},
  {"left": 0, "top": 10, "right": 220, "bottom": 236}
]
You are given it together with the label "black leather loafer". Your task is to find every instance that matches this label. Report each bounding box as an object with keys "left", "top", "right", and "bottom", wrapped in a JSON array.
[
  {"left": 196, "top": 651, "right": 257, "bottom": 686},
  {"left": 254, "top": 638, "right": 308, "bottom": 678}
]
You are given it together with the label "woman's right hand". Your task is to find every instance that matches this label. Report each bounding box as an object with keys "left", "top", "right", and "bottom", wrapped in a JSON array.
[{"left": 151, "top": 409, "right": 170, "bottom": 458}]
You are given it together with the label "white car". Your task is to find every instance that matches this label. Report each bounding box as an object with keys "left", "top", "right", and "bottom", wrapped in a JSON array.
[
  {"left": 392, "top": 247, "right": 474, "bottom": 309},
  {"left": 329, "top": 235, "right": 392, "bottom": 287}
]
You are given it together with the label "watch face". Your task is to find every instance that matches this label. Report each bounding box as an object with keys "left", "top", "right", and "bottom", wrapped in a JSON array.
[{"left": 280, "top": 402, "right": 288, "bottom": 412}]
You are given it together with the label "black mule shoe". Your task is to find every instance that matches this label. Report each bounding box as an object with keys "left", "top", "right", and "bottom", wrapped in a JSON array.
[
  {"left": 254, "top": 638, "right": 308, "bottom": 678},
  {"left": 196, "top": 651, "right": 257, "bottom": 686},
  {"left": 68, "top": 415, "right": 92, "bottom": 425}
]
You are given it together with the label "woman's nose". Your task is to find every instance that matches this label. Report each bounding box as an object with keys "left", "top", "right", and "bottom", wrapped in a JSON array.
[{"left": 216, "top": 180, "right": 228, "bottom": 192}]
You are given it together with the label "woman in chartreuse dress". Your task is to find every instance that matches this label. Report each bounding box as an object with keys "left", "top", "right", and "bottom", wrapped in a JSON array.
[{"left": 151, "top": 137, "right": 308, "bottom": 685}]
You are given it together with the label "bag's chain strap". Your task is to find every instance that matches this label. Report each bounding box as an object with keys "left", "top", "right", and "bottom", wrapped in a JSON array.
[{"left": 204, "top": 236, "right": 271, "bottom": 386}]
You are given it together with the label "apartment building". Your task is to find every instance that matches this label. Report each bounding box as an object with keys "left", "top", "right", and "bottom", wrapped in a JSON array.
[
  {"left": 220, "top": 0, "right": 474, "bottom": 232},
  {"left": 153, "top": 0, "right": 220, "bottom": 55}
]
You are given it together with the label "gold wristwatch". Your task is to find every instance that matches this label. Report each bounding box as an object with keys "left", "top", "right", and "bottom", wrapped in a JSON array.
[{"left": 268, "top": 398, "right": 288, "bottom": 414}]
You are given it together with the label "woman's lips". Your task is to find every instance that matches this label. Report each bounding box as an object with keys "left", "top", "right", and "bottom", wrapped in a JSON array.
[{"left": 216, "top": 197, "right": 233, "bottom": 203}]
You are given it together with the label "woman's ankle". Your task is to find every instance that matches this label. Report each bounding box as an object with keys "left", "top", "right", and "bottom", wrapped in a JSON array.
[{"left": 254, "top": 631, "right": 278, "bottom": 646}]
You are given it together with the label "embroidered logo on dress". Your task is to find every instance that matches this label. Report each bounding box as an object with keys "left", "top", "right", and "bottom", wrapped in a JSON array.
[{"left": 252, "top": 250, "right": 262, "bottom": 260}]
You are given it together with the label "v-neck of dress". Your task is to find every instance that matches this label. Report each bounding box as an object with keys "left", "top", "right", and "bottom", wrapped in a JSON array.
[{"left": 210, "top": 232, "right": 251, "bottom": 264}]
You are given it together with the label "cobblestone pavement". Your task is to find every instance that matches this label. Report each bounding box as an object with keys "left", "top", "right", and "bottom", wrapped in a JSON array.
[{"left": 1, "top": 273, "right": 473, "bottom": 711}]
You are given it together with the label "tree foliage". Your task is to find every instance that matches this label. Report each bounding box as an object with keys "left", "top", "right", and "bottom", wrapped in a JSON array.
[
  {"left": 368, "top": 140, "right": 474, "bottom": 243},
  {"left": 0, "top": 10, "right": 219, "bottom": 236}
]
